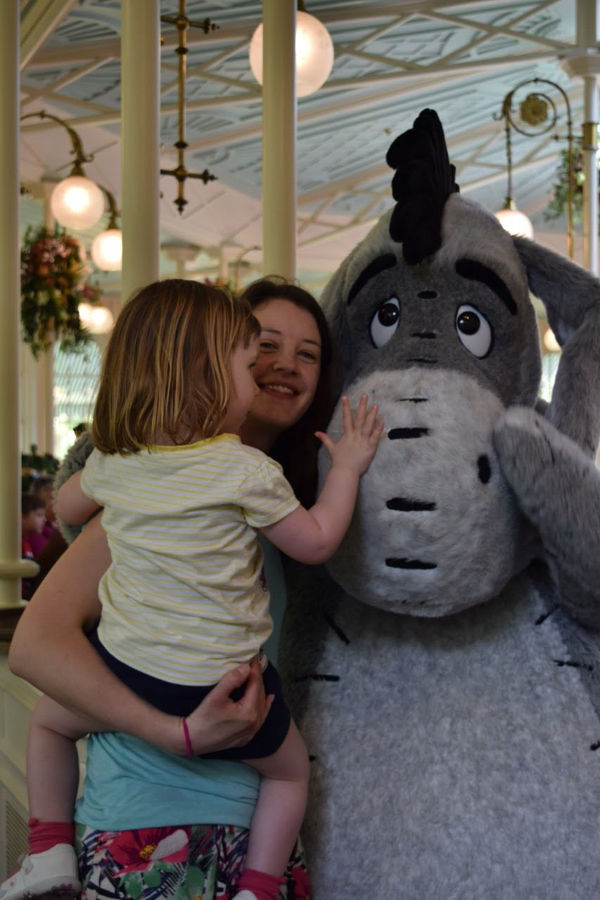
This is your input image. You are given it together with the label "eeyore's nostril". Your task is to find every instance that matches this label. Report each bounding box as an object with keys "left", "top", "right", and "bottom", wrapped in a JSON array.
[
  {"left": 478, "top": 454, "right": 492, "bottom": 484},
  {"left": 387, "top": 498, "right": 436, "bottom": 511},
  {"left": 411, "top": 331, "right": 436, "bottom": 339},
  {"left": 417, "top": 290, "right": 438, "bottom": 299},
  {"left": 386, "top": 558, "right": 437, "bottom": 570}
]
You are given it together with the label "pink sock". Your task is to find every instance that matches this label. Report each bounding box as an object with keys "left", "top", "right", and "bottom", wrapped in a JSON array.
[
  {"left": 237, "top": 867, "right": 285, "bottom": 900},
  {"left": 28, "top": 817, "right": 75, "bottom": 854}
]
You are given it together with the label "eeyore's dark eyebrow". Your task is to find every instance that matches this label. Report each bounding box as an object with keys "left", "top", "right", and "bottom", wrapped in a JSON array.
[
  {"left": 455, "top": 258, "right": 517, "bottom": 315},
  {"left": 347, "top": 254, "right": 397, "bottom": 306}
]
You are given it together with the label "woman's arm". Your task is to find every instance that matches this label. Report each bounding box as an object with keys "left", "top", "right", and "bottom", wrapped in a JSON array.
[{"left": 9, "top": 515, "right": 270, "bottom": 755}]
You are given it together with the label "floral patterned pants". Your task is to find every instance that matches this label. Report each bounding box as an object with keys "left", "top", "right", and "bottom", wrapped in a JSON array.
[{"left": 75, "top": 823, "right": 310, "bottom": 899}]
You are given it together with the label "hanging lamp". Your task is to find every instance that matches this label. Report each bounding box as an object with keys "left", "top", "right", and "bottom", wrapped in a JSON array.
[
  {"left": 91, "top": 188, "right": 122, "bottom": 271},
  {"left": 494, "top": 95, "right": 534, "bottom": 239},
  {"left": 249, "top": 1, "right": 334, "bottom": 97}
]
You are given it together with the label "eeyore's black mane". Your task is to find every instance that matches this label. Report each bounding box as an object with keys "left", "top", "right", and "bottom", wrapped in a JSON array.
[{"left": 386, "top": 108, "right": 459, "bottom": 265}]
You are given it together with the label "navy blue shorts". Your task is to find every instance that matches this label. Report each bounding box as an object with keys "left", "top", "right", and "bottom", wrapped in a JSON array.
[{"left": 88, "top": 629, "right": 291, "bottom": 759}]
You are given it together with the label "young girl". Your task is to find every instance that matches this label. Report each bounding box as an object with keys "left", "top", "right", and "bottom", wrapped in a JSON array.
[{"left": 2, "top": 279, "right": 382, "bottom": 900}]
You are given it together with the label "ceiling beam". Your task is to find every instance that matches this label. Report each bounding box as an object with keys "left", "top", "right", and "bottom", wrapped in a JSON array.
[
  {"left": 426, "top": 2, "right": 567, "bottom": 53},
  {"left": 25, "top": 0, "right": 569, "bottom": 69},
  {"left": 297, "top": 148, "right": 555, "bottom": 251},
  {"left": 21, "top": 0, "right": 77, "bottom": 69}
]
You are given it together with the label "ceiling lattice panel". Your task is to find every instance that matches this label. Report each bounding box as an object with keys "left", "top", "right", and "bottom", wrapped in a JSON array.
[{"left": 19, "top": 0, "right": 586, "bottom": 288}]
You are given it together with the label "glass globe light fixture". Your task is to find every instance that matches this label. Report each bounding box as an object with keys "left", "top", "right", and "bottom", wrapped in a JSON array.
[
  {"left": 78, "top": 302, "right": 114, "bottom": 335},
  {"left": 543, "top": 326, "right": 561, "bottom": 353},
  {"left": 50, "top": 175, "right": 105, "bottom": 230},
  {"left": 20, "top": 111, "right": 106, "bottom": 230},
  {"left": 249, "top": 8, "right": 334, "bottom": 97},
  {"left": 91, "top": 228, "right": 122, "bottom": 271},
  {"left": 494, "top": 199, "right": 534, "bottom": 239}
]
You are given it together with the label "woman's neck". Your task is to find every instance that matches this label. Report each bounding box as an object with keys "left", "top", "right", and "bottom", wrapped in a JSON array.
[{"left": 240, "top": 417, "right": 281, "bottom": 454}]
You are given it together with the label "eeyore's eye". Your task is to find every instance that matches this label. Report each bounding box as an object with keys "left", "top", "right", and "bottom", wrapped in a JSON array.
[
  {"left": 370, "top": 298, "right": 400, "bottom": 348},
  {"left": 455, "top": 304, "right": 492, "bottom": 358}
]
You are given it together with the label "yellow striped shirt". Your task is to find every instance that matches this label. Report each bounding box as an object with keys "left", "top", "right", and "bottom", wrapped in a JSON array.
[{"left": 81, "top": 434, "right": 299, "bottom": 684}]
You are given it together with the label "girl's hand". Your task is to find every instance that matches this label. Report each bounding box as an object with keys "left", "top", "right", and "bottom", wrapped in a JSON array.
[
  {"left": 181, "top": 657, "right": 273, "bottom": 755},
  {"left": 315, "top": 394, "right": 384, "bottom": 476}
]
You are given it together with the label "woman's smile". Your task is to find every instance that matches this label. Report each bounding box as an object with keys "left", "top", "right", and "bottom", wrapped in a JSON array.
[
  {"left": 258, "top": 381, "right": 296, "bottom": 397},
  {"left": 241, "top": 298, "right": 322, "bottom": 449}
]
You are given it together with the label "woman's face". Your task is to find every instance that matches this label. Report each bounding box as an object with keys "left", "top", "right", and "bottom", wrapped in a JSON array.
[{"left": 242, "top": 298, "right": 322, "bottom": 449}]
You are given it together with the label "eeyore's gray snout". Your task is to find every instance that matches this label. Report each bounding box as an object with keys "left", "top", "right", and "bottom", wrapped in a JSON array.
[
  {"left": 383, "top": 426, "right": 438, "bottom": 573},
  {"left": 320, "top": 368, "right": 520, "bottom": 617}
]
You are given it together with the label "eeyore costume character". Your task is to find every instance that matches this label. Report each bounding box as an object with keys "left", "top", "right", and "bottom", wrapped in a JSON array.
[{"left": 280, "top": 110, "right": 600, "bottom": 898}]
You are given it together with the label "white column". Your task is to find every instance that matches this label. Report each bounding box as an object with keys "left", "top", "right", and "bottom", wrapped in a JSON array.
[
  {"left": 0, "top": 2, "right": 37, "bottom": 608},
  {"left": 563, "top": 0, "right": 600, "bottom": 272},
  {"left": 261, "top": 0, "right": 296, "bottom": 280},
  {"left": 121, "top": 0, "right": 160, "bottom": 302},
  {"left": 582, "top": 76, "right": 599, "bottom": 274},
  {"left": 37, "top": 183, "right": 55, "bottom": 453}
]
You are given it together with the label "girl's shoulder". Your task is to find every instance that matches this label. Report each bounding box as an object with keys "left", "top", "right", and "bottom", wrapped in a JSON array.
[
  {"left": 225, "top": 438, "right": 284, "bottom": 477},
  {"left": 203, "top": 433, "right": 271, "bottom": 465}
]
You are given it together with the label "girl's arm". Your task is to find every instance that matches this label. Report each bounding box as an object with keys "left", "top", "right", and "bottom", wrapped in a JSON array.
[
  {"left": 9, "top": 514, "right": 271, "bottom": 755},
  {"left": 262, "top": 394, "right": 383, "bottom": 564},
  {"left": 54, "top": 469, "right": 101, "bottom": 525}
]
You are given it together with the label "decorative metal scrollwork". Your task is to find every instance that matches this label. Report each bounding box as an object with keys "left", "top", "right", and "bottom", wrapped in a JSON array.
[{"left": 160, "top": 1, "right": 218, "bottom": 214}]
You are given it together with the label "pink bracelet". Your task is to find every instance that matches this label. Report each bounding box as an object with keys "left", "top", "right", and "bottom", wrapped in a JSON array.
[{"left": 181, "top": 717, "right": 194, "bottom": 758}]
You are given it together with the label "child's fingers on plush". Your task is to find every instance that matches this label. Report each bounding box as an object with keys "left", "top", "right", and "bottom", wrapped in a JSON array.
[
  {"left": 371, "top": 415, "right": 384, "bottom": 440},
  {"left": 315, "top": 431, "right": 334, "bottom": 454},
  {"left": 341, "top": 395, "right": 353, "bottom": 432},
  {"left": 370, "top": 419, "right": 385, "bottom": 448},
  {"left": 353, "top": 393, "right": 369, "bottom": 429},
  {"left": 363, "top": 402, "right": 380, "bottom": 435}
]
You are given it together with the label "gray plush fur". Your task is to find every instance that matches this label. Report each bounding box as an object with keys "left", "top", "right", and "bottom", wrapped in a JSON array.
[
  {"left": 54, "top": 431, "right": 94, "bottom": 544},
  {"left": 280, "top": 111, "right": 600, "bottom": 897}
]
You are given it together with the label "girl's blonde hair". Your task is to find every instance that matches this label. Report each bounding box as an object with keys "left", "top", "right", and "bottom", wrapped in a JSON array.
[{"left": 92, "top": 279, "right": 260, "bottom": 454}]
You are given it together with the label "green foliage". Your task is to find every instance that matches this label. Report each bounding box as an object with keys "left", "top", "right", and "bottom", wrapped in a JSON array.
[
  {"left": 20, "top": 225, "right": 100, "bottom": 358},
  {"left": 544, "top": 144, "right": 594, "bottom": 229}
]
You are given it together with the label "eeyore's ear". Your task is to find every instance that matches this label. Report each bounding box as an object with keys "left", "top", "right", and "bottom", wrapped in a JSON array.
[
  {"left": 512, "top": 236, "right": 600, "bottom": 345},
  {"left": 513, "top": 235, "right": 600, "bottom": 453},
  {"left": 386, "top": 108, "right": 459, "bottom": 265}
]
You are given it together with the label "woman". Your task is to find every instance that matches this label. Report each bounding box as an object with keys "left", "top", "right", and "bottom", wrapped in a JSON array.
[{"left": 9, "top": 278, "right": 335, "bottom": 900}]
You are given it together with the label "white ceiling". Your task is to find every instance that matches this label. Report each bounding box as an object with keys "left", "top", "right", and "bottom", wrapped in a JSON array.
[{"left": 19, "top": 0, "right": 591, "bottom": 295}]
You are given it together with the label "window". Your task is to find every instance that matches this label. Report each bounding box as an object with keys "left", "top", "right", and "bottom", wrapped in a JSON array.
[{"left": 53, "top": 341, "right": 102, "bottom": 459}]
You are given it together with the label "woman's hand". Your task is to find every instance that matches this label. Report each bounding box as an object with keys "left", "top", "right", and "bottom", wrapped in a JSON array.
[{"left": 182, "top": 657, "right": 274, "bottom": 755}]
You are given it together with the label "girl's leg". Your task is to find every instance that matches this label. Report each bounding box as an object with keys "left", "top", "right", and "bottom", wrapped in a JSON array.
[
  {"left": 0, "top": 697, "right": 108, "bottom": 899},
  {"left": 27, "top": 694, "right": 104, "bottom": 823},
  {"left": 243, "top": 719, "right": 310, "bottom": 877}
]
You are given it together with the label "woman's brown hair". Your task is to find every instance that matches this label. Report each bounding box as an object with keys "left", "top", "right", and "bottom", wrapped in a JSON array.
[
  {"left": 92, "top": 279, "right": 259, "bottom": 454},
  {"left": 238, "top": 276, "right": 338, "bottom": 507}
]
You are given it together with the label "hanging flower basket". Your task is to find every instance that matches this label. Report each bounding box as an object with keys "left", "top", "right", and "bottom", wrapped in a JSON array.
[{"left": 20, "top": 225, "right": 100, "bottom": 358}]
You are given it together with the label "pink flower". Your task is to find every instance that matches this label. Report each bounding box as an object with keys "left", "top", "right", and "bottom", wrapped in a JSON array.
[{"left": 100, "top": 827, "right": 191, "bottom": 875}]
